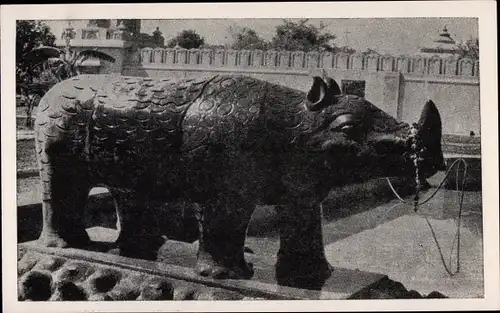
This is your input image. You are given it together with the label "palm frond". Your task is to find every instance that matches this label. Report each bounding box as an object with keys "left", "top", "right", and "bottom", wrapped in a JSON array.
[
  {"left": 47, "top": 57, "right": 65, "bottom": 66},
  {"left": 23, "top": 46, "right": 63, "bottom": 64},
  {"left": 78, "top": 49, "right": 116, "bottom": 63}
]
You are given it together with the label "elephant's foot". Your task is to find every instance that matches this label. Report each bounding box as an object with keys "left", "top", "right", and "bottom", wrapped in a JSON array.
[
  {"left": 36, "top": 229, "right": 91, "bottom": 248},
  {"left": 275, "top": 254, "right": 333, "bottom": 290},
  {"left": 195, "top": 252, "right": 254, "bottom": 280},
  {"left": 117, "top": 235, "right": 165, "bottom": 261},
  {"left": 36, "top": 232, "right": 69, "bottom": 248},
  {"left": 65, "top": 230, "right": 91, "bottom": 248}
]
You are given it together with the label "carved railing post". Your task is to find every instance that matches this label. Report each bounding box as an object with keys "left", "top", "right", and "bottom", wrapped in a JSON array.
[
  {"left": 428, "top": 57, "right": 442, "bottom": 75},
  {"left": 264, "top": 50, "right": 277, "bottom": 68},
  {"left": 412, "top": 56, "right": 426, "bottom": 74},
  {"left": 226, "top": 49, "right": 237, "bottom": 67},
  {"left": 141, "top": 48, "right": 152, "bottom": 64},
  {"left": 238, "top": 50, "right": 251, "bottom": 68},
  {"left": 214, "top": 49, "right": 225, "bottom": 67},
  {"left": 277, "top": 51, "right": 291, "bottom": 69},
  {"left": 351, "top": 53, "right": 364, "bottom": 71},
  {"left": 176, "top": 48, "right": 188, "bottom": 65},
  {"left": 443, "top": 56, "right": 458, "bottom": 76},
  {"left": 251, "top": 50, "right": 264, "bottom": 67},
  {"left": 292, "top": 51, "right": 305, "bottom": 69},
  {"left": 306, "top": 51, "right": 320, "bottom": 69},
  {"left": 333, "top": 52, "right": 349, "bottom": 70},
  {"left": 459, "top": 58, "right": 474, "bottom": 76},
  {"left": 189, "top": 49, "right": 200, "bottom": 66},
  {"left": 164, "top": 48, "right": 176, "bottom": 65},
  {"left": 320, "top": 52, "right": 334, "bottom": 69},
  {"left": 152, "top": 47, "right": 164, "bottom": 64},
  {"left": 396, "top": 56, "right": 409, "bottom": 73},
  {"left": 381, "top": 55, "right": 395, "bottom": 72},
  {"left": 365, "top": 54, "right": 379, "bottom": 72},
  {"left": 200, "top": 49, "right": 212, "bottom": 66}
]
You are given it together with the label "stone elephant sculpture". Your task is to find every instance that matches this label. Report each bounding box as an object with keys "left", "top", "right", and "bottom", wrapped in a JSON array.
[{"left": 34, "top": 74, "right": 445, "bottom": 288}]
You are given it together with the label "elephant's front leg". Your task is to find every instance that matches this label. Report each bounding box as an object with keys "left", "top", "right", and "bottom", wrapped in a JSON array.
[
  {"left": 194, "top": 197, "right": 255, "bottom": 280},
  {"left": 275, "top": 202, "right": 333, "bottom": 290}
]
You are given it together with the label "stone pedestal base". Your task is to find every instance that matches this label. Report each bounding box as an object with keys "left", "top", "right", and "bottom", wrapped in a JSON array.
[{"left": 18, "top": 227, "right": 437, "bottom": 301}]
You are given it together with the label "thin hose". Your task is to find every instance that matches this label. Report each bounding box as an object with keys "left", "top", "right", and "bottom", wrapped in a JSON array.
[{"left": 386, "top": 158, "right": 469, "bottom": 276}]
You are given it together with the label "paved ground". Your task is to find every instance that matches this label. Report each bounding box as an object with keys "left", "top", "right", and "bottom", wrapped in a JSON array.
[{"left": 245, "top": 172, "right": 484, "bottom": 299}]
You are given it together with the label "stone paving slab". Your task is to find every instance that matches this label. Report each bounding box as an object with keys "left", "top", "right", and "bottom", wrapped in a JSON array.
[{"left": 324, "top": 215, "right": 484, "bottom": 299}]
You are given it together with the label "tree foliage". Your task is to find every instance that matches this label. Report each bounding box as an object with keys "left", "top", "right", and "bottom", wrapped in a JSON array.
[
  {"left": 457, "top": 38, "right": 479, "bottom": 59},
  {"left": 270, "top": 19, "right": 336, "bottom": 52},
  {"left": 167, "top": 30, "right": 205, "bottom": 49},
  {"left": 16, "top": 20, "right": 115, "bottom": 126},
  {"left": 333, "top": 46, "right": 357, "bottom": 54},
  {"left": 202, "top": 44, "right": 229, "bottom": 50},
  {"left": 16, "top": 21, "right": 57, "bottom": 126},
  {"left": 132, "top": 32, "right": 164, "bottom": 48},
  {"left": 228, "top": 26, "right": 270, "bottom": 50},
  {"left": 16, "top": 20, "right": 56, "bottom": 89},
  {"left": 360, "top": 48, "right": 380, "bottom": 55}
]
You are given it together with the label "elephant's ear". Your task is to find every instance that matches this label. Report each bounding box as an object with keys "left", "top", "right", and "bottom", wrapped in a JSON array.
[
  {"left": 306, "top": 76, "right": 328, "bottom": 111},
  {"left": 323, "top": 77, "right": 342, "bottom": 97}
]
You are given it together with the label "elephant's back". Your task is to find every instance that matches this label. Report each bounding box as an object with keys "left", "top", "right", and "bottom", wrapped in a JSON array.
[
  {"left": 36, "top": 74, "right": 117, "bottom": 122},
  {"left": 34, "top": 75, "right": 119, "bottom": 165}
]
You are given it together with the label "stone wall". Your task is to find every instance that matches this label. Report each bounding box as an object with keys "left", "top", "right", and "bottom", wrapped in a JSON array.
[
  {"left": 129, "top": 47, "right": 479, "bottom": 77},
  {"left": 120, "top": 48, "right": 480, "bottom": 136}
]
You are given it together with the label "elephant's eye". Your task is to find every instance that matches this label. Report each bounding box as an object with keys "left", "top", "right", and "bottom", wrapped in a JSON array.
[
  {"left": 340, "top": 124, "right": 354, "bottom": 132},
  {"left": 330, "top": 114, "right": 360, "bottom": 133}
]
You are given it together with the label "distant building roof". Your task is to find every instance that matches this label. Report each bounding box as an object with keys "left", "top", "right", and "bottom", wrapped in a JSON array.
[{"left": 418, "top": 26, "right": 459, "bottom": 57}]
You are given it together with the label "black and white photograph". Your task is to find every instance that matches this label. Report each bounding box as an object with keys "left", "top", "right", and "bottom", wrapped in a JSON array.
[{"left": 1, "top": 2, "right": 498, "bottom": 312}]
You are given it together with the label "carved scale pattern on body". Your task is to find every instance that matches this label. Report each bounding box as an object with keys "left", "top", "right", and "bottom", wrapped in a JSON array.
[
  {"left": 182, "top": 76, "right": 326, "bottom": 153},
  {"left": 263, "top": 81, "right": 319, "bottom": 149},
  {"left": 35, "top": 75, "right": 118, "bottom": 201},
  {"left": 86, "top": 75, "right": 216, "bottom": 185},
  {"left": 35, "top": 74, "right": 216, "bottom": 193},
  {"left": 182, "top": 75, "right": 269, "bottom": 152}
]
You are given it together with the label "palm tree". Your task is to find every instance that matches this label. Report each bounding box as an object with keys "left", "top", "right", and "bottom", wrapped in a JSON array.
[
  {"left": 23, "top": 46, "right": 116, "bottom": 81},
  {"left": 21, "top": 46, "right": 115, "bottom": 127}
]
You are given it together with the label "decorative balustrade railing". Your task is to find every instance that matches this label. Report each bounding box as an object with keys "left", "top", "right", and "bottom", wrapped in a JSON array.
[{"left": 131, "top": 48, "right": 479, "bottom": 77}]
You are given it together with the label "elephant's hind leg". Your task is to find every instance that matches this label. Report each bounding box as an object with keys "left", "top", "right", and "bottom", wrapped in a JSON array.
[
  {"left": 110, "top": 190, "right": 164, "bottom": 260},
  {"left": 195, "top": 198, "right": 255, "bottom": 280},
  {"left": 36, "top": 161, "right": 91, "bottom": 248}
]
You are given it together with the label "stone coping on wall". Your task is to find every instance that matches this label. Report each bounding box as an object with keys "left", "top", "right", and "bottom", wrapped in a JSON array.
[
  {"left": 133, "top": 48, "right": 479, "bottom": 77},
  {"left": 402, "top": 74, "right": 480, "bottom": 85},
  {"left": 125, "top": 64, "right": 480, "bottom": 87},
  {"left": 133, "top": 63, "right": 313, "bottom": 76}
]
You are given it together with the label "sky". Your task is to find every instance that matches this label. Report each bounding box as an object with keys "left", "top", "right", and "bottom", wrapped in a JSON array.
[{"left": 43, "top": 18, "right": 478, "bottom": 55}]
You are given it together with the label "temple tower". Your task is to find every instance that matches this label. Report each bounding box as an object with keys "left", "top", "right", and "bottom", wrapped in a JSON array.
[{"left": 419, "top": 26, "right": 459, "bottom": 57}]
